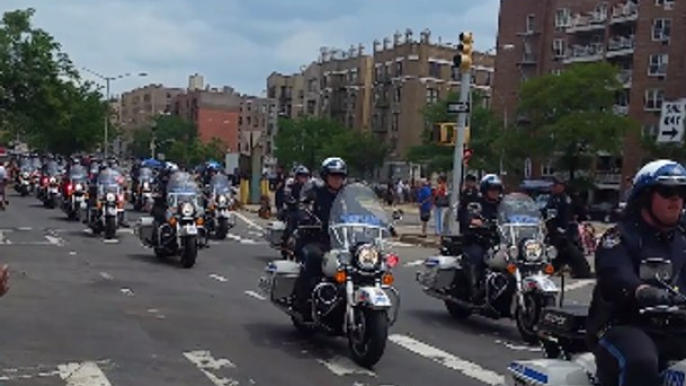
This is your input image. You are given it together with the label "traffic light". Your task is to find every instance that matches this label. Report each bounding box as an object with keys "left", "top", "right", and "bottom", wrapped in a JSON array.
[
  {"left": 452, "top": 32, "right": 474, "bottom": 72},
  {"left": 435, "top": 123, "right": 470, "bottom": 145}
]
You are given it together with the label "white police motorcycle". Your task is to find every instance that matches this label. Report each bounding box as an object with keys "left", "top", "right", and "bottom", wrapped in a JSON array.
[
  {"left": 258, "top": 183, "right": 400, "bottom": 368},
  {"left": 204, "top": 174, "right": 236, "bottom": 240},
  {"left": 416, "top": 192, "right": 559, "bottom": 343},
  {"left": 506, "top": 258, "right": 686, "bottom": 386}
]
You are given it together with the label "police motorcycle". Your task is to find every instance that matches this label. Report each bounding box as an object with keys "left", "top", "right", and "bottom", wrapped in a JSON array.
[
  {"left": 416, "top": 192, "right": 559, "bottom": 343},
  {"left": 61, "top": 165, "right": 89, "bottom": 220},
  {"left": 132, "top": 167, "right": 155, "bottom": 212},
  {"left": 506, "top": 258, "right": 686, "bottom": 386},
  {"left": 203, "top": 173, "right": 236, "bottom": 240},
  {"left": 38, "top": 161, "right": 62, "bottom": 208},
  {"left": 136, "top": 171, "right": 208, "bottom": 268},
  {"left": 258, "top": 183, "right": 401, "bottom": 368},
  {"left": 86, "top": 168, "right": 125, "bottom": 239},
  {"left": 15, "top": 162, "right": 33, "bottom": 196}
]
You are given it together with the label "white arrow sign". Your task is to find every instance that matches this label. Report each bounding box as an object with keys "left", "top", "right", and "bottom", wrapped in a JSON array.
[{"left": 657, "top": 100, "right": 686, "bottom": 143}]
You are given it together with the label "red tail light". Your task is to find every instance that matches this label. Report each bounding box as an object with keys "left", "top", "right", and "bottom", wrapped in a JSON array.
[
  {"left": 40, "top": 176, "right": 48, "bottom": 186},
  {"left": 66, "top": 183, "right": 73, "bottom": 194}
]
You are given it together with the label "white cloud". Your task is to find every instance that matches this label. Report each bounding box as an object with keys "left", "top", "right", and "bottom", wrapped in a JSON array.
[{"left": 0, "top": 0, "right": 500, "bottom": 96}]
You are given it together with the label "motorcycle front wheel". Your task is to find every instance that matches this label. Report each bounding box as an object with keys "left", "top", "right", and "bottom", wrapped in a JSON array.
[
  {"left": 347, "top": 308, "right": 388, "bottom": 369},
  {"left": 515, "top": 293, "right": 555, "bottom": 344}
]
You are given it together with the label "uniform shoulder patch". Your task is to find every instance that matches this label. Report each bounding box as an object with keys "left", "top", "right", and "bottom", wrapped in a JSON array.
[{"left": 599, "top": 226, "right": 622, "bottom": 249}]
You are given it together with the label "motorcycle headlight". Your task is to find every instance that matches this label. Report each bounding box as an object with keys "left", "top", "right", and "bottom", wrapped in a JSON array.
[
  {"left": 49, "top": 177, "right": 56, "bottom": 184},
  {"left": 218, "top": 195, "right": 227, "bottom": 205},
  {"left": 21, "top": 172, "right": 28, "bottom": 178},
  {"left": 523, "top": 240, "right": 544, "bottom": 261},
  {"left": 75, "top": 183, "right": 83, "bottom": 191},
  {"left": 143, "top": 182, "right": 150, "bottom": 190},
  {"left": 181, "top": 202, "right": 194, "bottom": 217},
  {"left": 546, "top": 245, "right": 558, "bottom": 260},
  {"left": 356, "top": 245, "right": 379, "bottom": 270},
  {"left": 106, "top": 192, "right": 116, "bottom": 202}
]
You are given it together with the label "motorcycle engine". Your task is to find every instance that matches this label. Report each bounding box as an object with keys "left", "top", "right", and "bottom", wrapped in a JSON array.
[{"left": 485, "top": 272, "right": 510, "bottom": 301}]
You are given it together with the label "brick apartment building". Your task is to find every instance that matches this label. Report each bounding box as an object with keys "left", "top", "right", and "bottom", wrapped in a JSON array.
[
  {"left": 238, "top": 96, "right": 278, "bottom": 167},
  {"left": 371, "top": 29, "right": 495, "bottom": 158},
  {"left": 492, "top": 0, "right": 686, "bottom": 197},
  {"left": 171, "top": 83, "right": 242, "bottom": 153},
  {"left": 267, "top": 72, "right": 304, "bottom": 119},
  {"left": 119, "top": 84, "right": 184, "bottom": 130}
]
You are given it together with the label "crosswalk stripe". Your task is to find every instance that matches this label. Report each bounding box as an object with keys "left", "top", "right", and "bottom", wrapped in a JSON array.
[
  {"left": 58, "top": 361, "right": 113, "bottom": 386},
  {"left": 183, "top": 350, "right": 238, "bottom": 386}
]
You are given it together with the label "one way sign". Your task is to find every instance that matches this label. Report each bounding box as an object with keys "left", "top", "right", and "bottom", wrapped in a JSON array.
[{"left": 657, "top": 100, "right": 686, "bottom": 143}]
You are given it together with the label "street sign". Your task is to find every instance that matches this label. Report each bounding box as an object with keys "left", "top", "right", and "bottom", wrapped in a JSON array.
[
  {"left": 657, "top": 100, "right": 686, "bottom": 143},
  {"left": 447, "top": 101, "right": 470, "bottom": 114}
]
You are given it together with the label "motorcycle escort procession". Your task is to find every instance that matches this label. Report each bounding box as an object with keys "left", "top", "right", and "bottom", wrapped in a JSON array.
[
  {"left": 416, "top": 192, "right": 559, "bottom": 343},
  {"left": 136, "top": 171, "right": 208, "bottom": 268},
  {"left": 85, "top": 168, "right": 126, "bottom": 239},
  {"left": 506, "top": 258, "right": 686, "bottom": 386},
  {"left": 203, "top": 173, "right": 236, "bottom": 240},
  {"left": 37, "top": 161, "right": 62, "bottom": 208},
  {"left": 15, "top": 160, "right": 35, "bottom": 196},
  {"left": 258, "top": 183, "right": 400, "bottom": 368},
  {"left": 61, "top": 164, "right": 89, "bottom": 220}
]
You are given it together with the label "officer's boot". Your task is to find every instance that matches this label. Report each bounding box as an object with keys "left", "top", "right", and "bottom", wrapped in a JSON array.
[{"left": 468, "top": 265, "right": 485, "bottom": 304}]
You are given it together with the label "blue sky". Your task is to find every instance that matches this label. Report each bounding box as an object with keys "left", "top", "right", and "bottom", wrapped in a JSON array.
[{"left": 0, "top": 0, "right": 500, "bottom": 97}]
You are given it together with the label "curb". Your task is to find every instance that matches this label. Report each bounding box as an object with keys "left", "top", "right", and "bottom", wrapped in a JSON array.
[{"left": 398, "top": 234, "right": 440, "bottom": 248}]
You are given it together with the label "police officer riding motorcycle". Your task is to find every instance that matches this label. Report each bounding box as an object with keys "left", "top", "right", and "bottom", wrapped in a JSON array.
[{"left": 280, "top": 165, "right": 311, "bottom": 256}]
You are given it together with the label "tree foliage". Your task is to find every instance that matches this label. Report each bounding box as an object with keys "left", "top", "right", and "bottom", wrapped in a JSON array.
[
  {"left": 407, "top": 91, "right": 504, "bottom": 174},
  {"left": 508, "top": 62, "right": 639, "bottom": 180},
  {"left": 273, "top": 117, "right": 388, "bottom": 177},
  {"left": 0, "top": 8, "right": 108, "bottom": 153}
]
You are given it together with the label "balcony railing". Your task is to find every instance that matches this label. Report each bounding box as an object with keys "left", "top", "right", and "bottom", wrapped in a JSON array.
[
  {"left": 610, "top": 1, "right": 638, "bottom": 24},
  {"left": 607, "top": 36, "right": 635, "bottom": 57},
  {"left": 563, "top": 43, "right": 604, "bottom": 64},
  {"left": 566, "top": 11, "right": 607, "bottom": 33},
  {"left": 613, "top": 105, "right": 629, "bottom": 115}
]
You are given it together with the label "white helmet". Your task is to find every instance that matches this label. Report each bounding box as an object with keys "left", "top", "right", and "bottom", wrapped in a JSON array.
[{"left": 165, "top": 162, "right": 179, "bottom": 172}]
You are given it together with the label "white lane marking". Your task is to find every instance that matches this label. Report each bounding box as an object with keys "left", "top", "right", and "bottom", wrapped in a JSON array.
[
  {"left": 239, "top": 238, "right": 258, "bottom": 244},
  {"left": 0, "top": 231, "right": 7, "bottom": 245},
  {"left": 120, "top": 288, "right": 134, "bottom": 296},
  {"left": 403, "top": 259, "right": 425, "bottom": 267},
  {"left": 45, "top": 235, "right": 66, "bottom": 246},
  {"left": 388, "top": 241, "right": 414, "bottom": 247},
  {"left": 102, "top": 238, "right": 119, "bottom": 244},
  {"left": 248, "top": 230, "right": 263, "bottom": 237},
  {"left": 244, "top": 290, "right": 266, "bottom": 301},
  {"left": 17, "top": 227, "right": 32, "bottom": 231},
  {"left": 209, "top": 274, "right": 228, "bottom": 282},
  {"left": 234, "top": 211, "right": 264, "bottom": 231},
  {"left": 83, "top": 228, "right": 93, "bottom": 234},
  {"left": 495, "top": 340, "right": 542, "bottom": 352},
  {"left": 69, "top": 251, "right": 77, "bottom": 255},
  {"left": 148, "top": 308, "right": 165, "bottom": 319},
  {"left": 116, "top": 229, "right": 134, "bottom": 235},
  {"left": 0, "top": 360, "right": 111, "bottom": 381},
  {"left": 317, "top": 356, "right": 376, "bottom": 377},
  {"left": 389, "top": 334, "right": 505, "bottom": 385},
  {"left": 563, "top": 279, "right": 595, "bottom": 292},
  {"left": 58, "top": 361, "right": 113, "bottom": 386},
  {"left": 99, "top": 272, "right": 113, "bottom": 280},
  {"left": 227, "top": 233, "right": 242, "bottom": 242},
  {"left": 183, "top": 350, "right": 237, "bottom": 386}
]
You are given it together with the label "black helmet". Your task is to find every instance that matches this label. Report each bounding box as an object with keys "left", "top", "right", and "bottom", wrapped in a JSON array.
[{"left": 319, "top": 157, "right": 347, "bottom": 179}]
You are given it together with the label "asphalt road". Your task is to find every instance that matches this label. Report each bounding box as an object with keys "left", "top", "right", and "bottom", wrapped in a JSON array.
[{"left": 0, "top": 192, "right": 595, "bottom": 386}]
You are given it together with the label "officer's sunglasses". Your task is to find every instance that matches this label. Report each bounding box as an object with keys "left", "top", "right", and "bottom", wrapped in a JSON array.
[{"left": 655, "top": 185, "right": 686, "bottom": 199}]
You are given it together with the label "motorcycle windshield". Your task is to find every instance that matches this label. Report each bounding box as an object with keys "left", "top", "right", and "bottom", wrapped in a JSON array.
[
  {"left": 44, "top": 162, "right": 60, "bottom": 176},
  {"left": 97, "top": 169, "right": 123, "bottom": 185},
  {"left": 167, "top": 172, "right": 199, "bottom": 194},
  {"left": 497, "top": 193, "right": 543, "bottom": 243},
  {"left": 138, "top": 168, "right": 154, "bottom": 180},
  {"left": 69, "top": 166, "right": 87, "bottom": 180},
  {"left": 329, "top": 183, "right": 390, "bottom": 250},
  {"left": 209, "top": 175, "right": 231, "bottom": 195}
]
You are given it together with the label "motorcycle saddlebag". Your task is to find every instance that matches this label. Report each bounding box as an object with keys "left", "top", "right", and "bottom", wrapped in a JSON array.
[
  {"left": 136, "top": 217, "right": 155, "bottom": 245},
  {"left": 259, "top": 260, "right": 300, "bottom": 301},
  {"left": 417, "top": 255, "right": 459, "bottom": 290},
  {"left": 266, "top": 221, "right": 286, "bottom": 246},
  {"left": 537, "top": 305, "right": 588, "bottom": 349}
]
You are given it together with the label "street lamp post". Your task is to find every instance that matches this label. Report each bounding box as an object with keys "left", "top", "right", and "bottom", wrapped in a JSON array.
[{"left": 81, "top": 68, "right": 147, "bottom": 158}]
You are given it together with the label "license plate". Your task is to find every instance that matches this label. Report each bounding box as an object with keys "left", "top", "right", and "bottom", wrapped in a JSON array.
[
  {"left": 183, "top": 225, "right": 198, "bottom": 235},
  {"left": 49, "top": 187, "right": 58, "bottom": 193},
  {"left": 107, "top": 207, "right": 117, "bottom": 216}
]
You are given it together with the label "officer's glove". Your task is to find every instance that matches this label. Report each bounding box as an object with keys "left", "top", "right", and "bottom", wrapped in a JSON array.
[{"left": 636, "top": 285, "right": 674, "bottom": 308}]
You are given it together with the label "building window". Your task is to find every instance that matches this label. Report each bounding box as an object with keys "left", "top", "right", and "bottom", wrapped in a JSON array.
[
  {"left": 307, "top": 100, "right": 316, "bottom": 115},
  {"left": 485, "top": 72, "right": 492, "bottom": 86},
  {"left": 655, "top": 0, "right": 675, "bottom": 8},
  {"left": 385, "top": 64, "right": 392, "bottom": 79},
  {"left": 526, "top": 14, "right": 535, "bottom": 33},
  {"left": 555, "top": 8, "right": 570, "bottom": 28},
  {"left": 395, "top": 61, "right": 403, "bottom": 76},
  {"left": 551, "top": 69, "right": 562, "bottom": 75},
  {"left": 394, "top": 87, "right": 402, "bottom": 103},
  {"left": 644, "top": 89, "right": 664, "bottom": 111},
  {"left": 648, "top": 54, "right": 668, "bottom": 76},
  {"left": 553, "top": 39, "right": 566, "bottom": 58},
  {"left": 348, "top": 69, "right": 358, "bottom": 83},
  {"left": 429, "top": 62, "right": 441, "bottom": 78},
  {"left": 308, "top": 78, "right": 317, "bottom": 92},
  {"left": 392, "top": 113, "right": 399, "bottom": 132},
  {"left": 426, "top": 88, "right": 438, "bottom": 104},
  {"left": 374, "top": 66, "right": 382, "bottom": 81},
  {"left": 541, "top": 159, "right": 554, "bottom": 176},
  {"left": 652, "top": 19, "right": 671, "bottom": 41},
  {"left": 642, "top": 124, "right": 658, "bottom": 139}
]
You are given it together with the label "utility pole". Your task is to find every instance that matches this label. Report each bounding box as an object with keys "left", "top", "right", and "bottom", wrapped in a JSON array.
[{"left": 445, "top": 32, "right": 474, "bottom": 236}]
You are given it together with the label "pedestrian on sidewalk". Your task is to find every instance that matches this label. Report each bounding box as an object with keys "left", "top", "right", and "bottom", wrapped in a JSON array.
[
  {"left": 417, "top": 179, "right": 433, "bottom": 237},
  {"left": 433, "top": 175, "right": 449, "bottom": 235}
]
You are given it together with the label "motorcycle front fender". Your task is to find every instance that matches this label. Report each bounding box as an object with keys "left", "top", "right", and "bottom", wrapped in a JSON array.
[
  {"left": 353, "top": 286, "right": 393, "bottom": 310},
  {"left": 521, "top": 273, "right": 559, "bottom": 294}
]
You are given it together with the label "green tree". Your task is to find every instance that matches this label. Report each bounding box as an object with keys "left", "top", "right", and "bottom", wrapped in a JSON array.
[
  {"left": 0, "top": 8, "right": 107, "bottom": 153},
  {"left": 407, "top": 91, "right": 504, "bottom": 174},
  {"left": 273, "top": 117, "right": 348, "bottom": 170},
  {"left": 323, "top": 130, "right": 389, "bottom": 178},
  {"left": 510, "top": 62, "right": 639, "bottom": 181}
]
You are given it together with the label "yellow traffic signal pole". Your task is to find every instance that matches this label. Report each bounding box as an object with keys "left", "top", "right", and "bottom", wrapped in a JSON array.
[{"left": 446, "top": 32, "right": 474, "bottom": 237}]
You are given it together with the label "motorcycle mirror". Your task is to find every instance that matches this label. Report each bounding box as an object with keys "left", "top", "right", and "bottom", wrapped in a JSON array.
[
  {"left": 467, "top": 202, "right": 482, "bottom": 214},
  {"left": 639, "top": 258, "right": 673, "bottom": 283}
]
